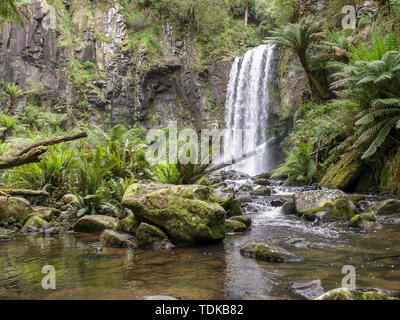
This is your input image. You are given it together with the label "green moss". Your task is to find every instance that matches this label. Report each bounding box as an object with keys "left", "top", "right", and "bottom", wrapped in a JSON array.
[
  {"left": 136, "top": 223, "right": 166, "bottom": 245},
  {"left": 320, "top": 151, "right": 365, "bottom": 190}
]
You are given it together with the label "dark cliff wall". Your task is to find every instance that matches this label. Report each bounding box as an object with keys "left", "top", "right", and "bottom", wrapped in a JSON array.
[{"left": 0, "top": 0, "right": 232, "bottom": 130}]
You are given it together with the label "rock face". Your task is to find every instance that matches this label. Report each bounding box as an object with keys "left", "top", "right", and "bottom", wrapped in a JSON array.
[
  {"left": 240, "top": 241, "right": 302, "bottom": 262},
  {"left": 293, "top": 189, "right": 349, "bottom": 215},
  {"left": 291, "top": 280, "right": 324, "bottom": 300},
  {"left": 0, "top": 1, "right": 231, "bottom": 129},
  {"left": 0, "top": 196, "right": 32, "bottom": 226},
  {"left": 122, "top": 184, "right": 226, "bottom": 244},
  {"left": 73, "top": 215, "right": 118, "bottom": 233}
]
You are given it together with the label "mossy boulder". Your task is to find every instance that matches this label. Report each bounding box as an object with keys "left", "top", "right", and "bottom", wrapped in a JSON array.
[
  {"left": 371, "top": 199, "right": 400, "bottom": 216},
  {"left": 224, "top": 199, "right": 243, "bottom": 217},
  {"left": 319, "top": 151, "right": 365, "bottom": 190},
  {"left": 321, "top": 199, "right": 357, "bottom": 222},
  {"left": 21, "top": 216, "right": 49, "bottom": 234},
  {"left": 230, "top": 215, "right": 252, "bottom": 227},
  {"left": 60, "top": 194, "right": 81, "bottom": 206},
  {"left": 0, "top": 196, "right": 32, "bottom": 226},
  {"left": 136, "top": 223, "right": 167, "bottom": 246},
  {"left": 254, "top": 179, "right": 271, "bottom": 186},
  {"left": 73, "top": 215, "right": 118, "bottom": 233},
  {"left": 315, "top": 288, "right": 398, "bottom": 300},
  {"left": 32, "top": 207, "right": 60, "bottom": 222},
  {"left": 115, "top": 213, "right": 138, "bottom": 234},
  {"left": 349, "top": 212, "right": 379, "bottom": 229},
  {"left": 281, "top": 201, "right": 296, "bottom": 215},
  {"left": 294, "top": 189, "right": 350, "bottom": 216},
  {"left": 250, "top": 187, "right": 271, "bottom": 196},
  {"left": 225, "top": 219, "right": 247, "bottom": 232},
  {"left": 100, "top": 229, "right": 138, "bottom": 248},
  {"left": 122, "top": 184, "right": 226, "bottom": 244},
  {"left": 240, "top": 241, "right": 302, "bottom": 262}
]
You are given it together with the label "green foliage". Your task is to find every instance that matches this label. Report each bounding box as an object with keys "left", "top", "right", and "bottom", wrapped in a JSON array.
[
  {"left": 271, "top": 142, "right": 316, "bottom": 185},
  {"left": 0, "top": 0, "right": 23, "bottom": 26}
]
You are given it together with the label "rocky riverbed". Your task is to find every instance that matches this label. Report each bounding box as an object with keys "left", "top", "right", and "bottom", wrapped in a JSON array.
[{"left": 1, "top": 171, "right": 400, "bottom": 300}]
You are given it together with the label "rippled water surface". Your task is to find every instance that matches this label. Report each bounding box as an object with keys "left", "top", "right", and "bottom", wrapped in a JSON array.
[{"left": 1, "top": 184, "right": 400, "bottom": 300}]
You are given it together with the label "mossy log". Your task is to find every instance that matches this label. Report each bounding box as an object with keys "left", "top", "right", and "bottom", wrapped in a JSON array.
[
  {"left": 0, "top": 132, "right": 87, "bottom": 170},
  {"left": 16, "top": 132, "right": 88, "bottom": 157},
  {"left": 0, "top": 189, "right": 49, "bottom": 197},
  {"left": 0, "top": 146, "right": 48, "bottom": 169}
]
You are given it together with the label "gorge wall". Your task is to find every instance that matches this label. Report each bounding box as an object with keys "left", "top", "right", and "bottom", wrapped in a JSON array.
[{"left": 0, "top": 0, "right": 233, "bottom": 130}]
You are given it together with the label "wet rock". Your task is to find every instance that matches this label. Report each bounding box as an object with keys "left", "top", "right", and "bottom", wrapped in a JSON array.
[
  {"left": 122, "top": 184, "right": 226, "bottom": 244},
  {"left": 230, "top": 216, "right": 252, "bottom": 227},
  {"left": 293, "top": 189, "right": 348, "bottom": 215},
  {"left": 135, "top": 223, "right": 172, "bottom": 249},
  {"left": 220, "top": 170, "right": 251, "bottom": 181},
  {"left": 349, "top": 212, "right": 380, "bottom": 229},
  {"left": 291, "top": 280, "right": 324, "bottom": 300},
  {"left": 281, "top": 202, "right": 296, "bottom": 215},
  {"left": 0, "top": 196, "right": 32, "bottom": 226},
  {"left": 100, "top": 229, "right": 138, "bottom": 248},
  {"left": 250, "top": 187, "right": 271, "bottom": 196},
  {"left": 315, "top": 288, "right": 399, "bottom": 300},
  {"left": 21, "top": 216, "right": 49, "bottom": 234},
  {"left": 225, "top": 219, "right": 247, "bottom": 232},
  {"left": 73, "top": 215, "right": 118, "bottom": 233},
  {"left": 253, "top": 172, "right": 270, "bottom": 180},
  {"left": 254, "top": 179, "right": 271, "bottom": 186},
  {"left": 372, "top": 199, "right": 400, "bottom": 216},
  {"left": 32, "top": 207, "right": 60, "bottom": 222},
  {"left": 238, "top": 184, "right": 253, "bottom": 192},
  {"left": 271, "top": 199, "right": 285, "bottom": 207},
  {"left": 237, "top": 196, "right": 252, "bottom": 204},
  {"left": 317, "top": 199, "right": 357, "bottom": 222},
  {"left": 288, "top": 238, "right": 311, "bottom": 249},
  {"left": 140, "top": 295, "right": 180, "bottom": 300},
  {"left": 224, "top": 198, "right": 243, "bottom": 217},
  {"left": 240, "top": 241, "right": 302, "bottom": 262},
  {"left": 115, "top": 213, "right": 138, "bottom": 234}
]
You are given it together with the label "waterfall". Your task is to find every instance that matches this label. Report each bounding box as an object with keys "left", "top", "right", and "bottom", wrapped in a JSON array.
[{"left": 224, "top": 44, "right": 278, "bottom": 176}]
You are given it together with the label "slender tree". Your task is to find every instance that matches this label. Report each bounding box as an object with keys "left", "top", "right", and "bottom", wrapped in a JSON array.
[{"left": 265, "top": 18, "right": 329, "bottom": 101}]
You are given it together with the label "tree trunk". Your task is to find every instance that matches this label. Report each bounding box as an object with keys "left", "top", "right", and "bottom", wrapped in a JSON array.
[
  {"left": 0, "top": 147, "right": 47, "bottom": 169},
  {"left": 298, "top": 52, "right": 327, "bottom": 101},
  {"left": 244, "top": 3, "right": 249, "bottom": 27},
  {"left": 16, "top": 132, "right": 87, "bottom": 157}
]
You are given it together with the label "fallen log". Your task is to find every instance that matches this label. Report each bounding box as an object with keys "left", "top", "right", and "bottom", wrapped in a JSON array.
[
  {"left": 16, "top": 131, "right": 88, "bottom": 157},
  {"left": 0, "top": 189, "right": 49, "bottom": 197},
  {"left": 0, "top": 146, "right": 47, "bottom": 169}
]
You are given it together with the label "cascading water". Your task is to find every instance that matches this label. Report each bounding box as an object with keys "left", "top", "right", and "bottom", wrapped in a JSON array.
[{"left": 224, "top": 44, "right": 278, "bottom": 176}]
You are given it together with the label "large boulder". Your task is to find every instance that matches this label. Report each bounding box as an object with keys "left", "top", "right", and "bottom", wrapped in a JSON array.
[
  {"left": 371, "top": 199, "right": 400, "bottom": 216},
  {"left": 122, "top": 184, "right": 226, "bottom": 243},
  {"left": 240, "top": 241, "right": 302, "bottom": 262},
  {"left": 73, "top": 215, "right": 118, "bottom": 233},
  {"left": 303, "top": 198, "right": 357, "bottom": 222},
  {"left": 294, "top": 189, "right": 349, "bottom": 215},
  {"left": 0, "top": 196, "right": 32, "bottom": 226}
]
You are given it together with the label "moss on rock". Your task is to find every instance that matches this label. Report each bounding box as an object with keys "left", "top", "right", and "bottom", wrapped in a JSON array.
[
  {"left": 225, "top": 219, "right": 247, "bottom": 232},
  {"left": 122, "top": 184, "right": 226, "bottom": 243},
  {"left": 320, "top": 151, "right": 365, "bottom": 190},
  {"left": 115, "top": 213, "right": 139, "bottom": 234},
  {"left": 0, "top": 196, "right": 32, "bottom": 226},
  {"left": 136, "top": 223, "right": 167, "bottom": 246},
  {"left": 240, "top": 241, "right": 302, "bottom": 262},
  {"left": 315, "top": 288, "right": 398, "bottom": 300},
  {"left": 73, "top": 215, "right": 118, "bottom": 233}
]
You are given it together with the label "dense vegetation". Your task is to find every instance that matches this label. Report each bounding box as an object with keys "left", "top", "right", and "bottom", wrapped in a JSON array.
[{"left": 1, "top": 0, "right": 400, "bottom": 220}]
